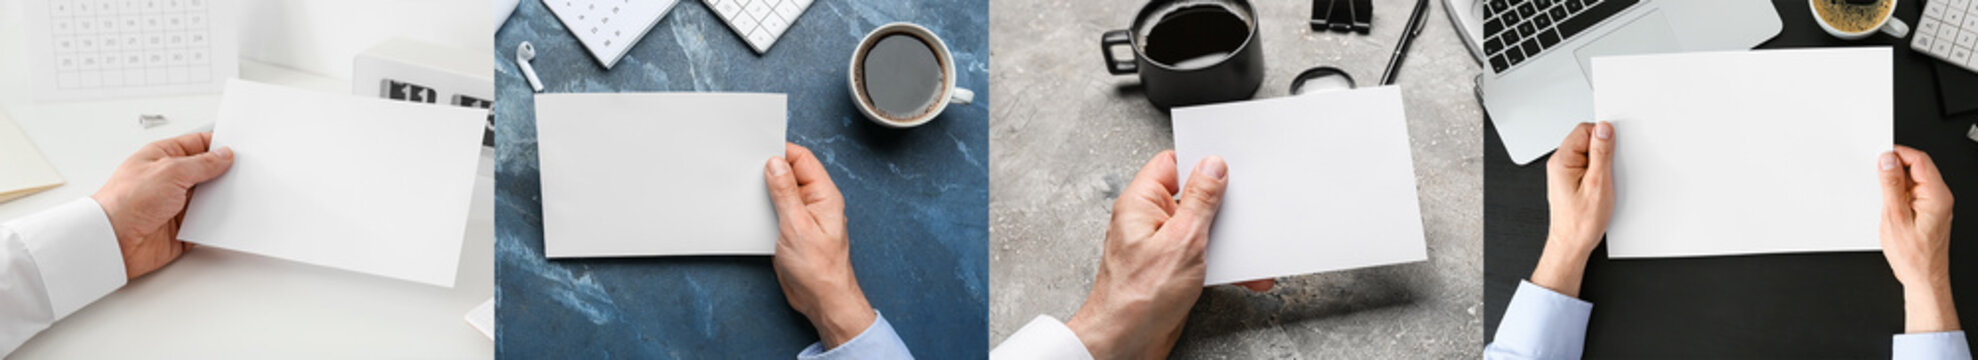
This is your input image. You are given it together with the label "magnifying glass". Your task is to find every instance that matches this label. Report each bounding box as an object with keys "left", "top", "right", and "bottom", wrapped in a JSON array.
[{"left": 1289, "top": 66, "right": 1357, "bottom": 95}]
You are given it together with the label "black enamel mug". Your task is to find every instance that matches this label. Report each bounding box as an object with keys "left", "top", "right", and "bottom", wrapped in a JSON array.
[{"left": 1101, "top": 0, "right": 1265, "bottom": 109}]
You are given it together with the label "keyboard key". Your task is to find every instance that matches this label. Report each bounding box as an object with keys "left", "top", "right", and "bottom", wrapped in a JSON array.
[
  {"left": 715, "top": 2, "right": 741, "bottom": 20},
  {"left": 1916, "top": 31, "right": 1937, "bottom": 52},
  {"left": 1490, "top": 55, "right": 1510, "bottom": 73},
  {"left": 1519, "top": 39, "right": 1540, "bottom": 58},
  {"left": 1506, "top": 46, "right": 1527, "bottom": 65},
  {"left": 745, "top": 1, "right": 772, "bottom": 21},
  {"left": 1539, "top": 28, "right": 1560, "bottom": 48},
  {"left": 1486, "top": 17, "right": 1504, "bottom": 36},
  {"left": 1928, "top": 1, "right": 1947, "bottom": 18},
  {"left": 746, "top": 29, "right": 774, "bottom": 51},
  {"left": 1517, "top": 19, "right": 1537, "bottom": 38},
  {"left": 1547, "top": 4, "right": 1568, "bottom": 21},
  {"left": 1534, "top": 12, "right": 1553, "bottom": 29},
  {"left": 761, "top": 13, "right": 788, "bottom": 36},
  {"left": 1960, "top": 29, "right": 1978, "bottom": 48},
  {"left": 732, "top": 12, "right": 758, "bottom": 32},
  {"left": 1486, "top": 35, "right": 1504, "bottom": 54},
  {"left": 1953, "top": 46, "right": 1973, "bottom": 65},
  {"left": 1558, "top": 0, "right": 1638, "bottom": 40},
  {"left": 1920, "top": 18, "right": 1941, "bottom": 37},
  {"left": 774, "top": 1, "right": 802, "bottom": 20}
]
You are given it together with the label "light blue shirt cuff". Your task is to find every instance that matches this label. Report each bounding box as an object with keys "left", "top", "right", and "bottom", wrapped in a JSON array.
[
  {"left": 1895, "top": 331, "right": 1972, "bottom": 360},
  {"left": 797, "top": 311, "right": 914, "bottom": 360},
  {"left": 1485, "top": 280, "right": 1593, "bottom": 360}
]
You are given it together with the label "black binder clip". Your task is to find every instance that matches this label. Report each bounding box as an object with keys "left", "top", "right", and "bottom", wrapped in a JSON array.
[{"left": 1311, "top": 0, "right": 1372, "bottom": 33}]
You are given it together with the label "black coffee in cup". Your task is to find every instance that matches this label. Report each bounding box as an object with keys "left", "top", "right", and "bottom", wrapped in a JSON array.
[
  {"left": 858, "top": 33, "right": 946, "bottom": 122},
  {"left": 1139, "top": 3, "right": 1252, "bottom": 69},
  {"left": 1101, "top": 0, "right": 1264, "bottom": 109}
]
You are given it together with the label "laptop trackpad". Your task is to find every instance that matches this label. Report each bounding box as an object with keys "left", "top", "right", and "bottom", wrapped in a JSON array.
[{"left": 1573, "top": 11, "right": 1680, "bottom": 84}]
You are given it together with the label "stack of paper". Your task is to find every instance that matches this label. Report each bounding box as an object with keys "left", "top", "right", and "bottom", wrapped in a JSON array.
[
  {"left": 1172, "top": 86, "right": 1429, "bottom": 285},
  {"left": 535, "top": 92, "right": 787, "bottom": 258},
  {"left": 0, "top": 108, "right": 63, "bottom": 204},
  {"left": 179, "top": 79, "right": 486, "bottom": 287},
  {"left": 1593, "top": 48, "right": 1891, "bottom": 258}
]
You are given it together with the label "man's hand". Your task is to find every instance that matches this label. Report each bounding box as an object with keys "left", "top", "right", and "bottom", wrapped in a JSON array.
[
  {"left": 90, "top": 132, "right": 233, "bottom": 280},
  {"left": 1531, "top": 122, "right": 1614, "bottom": 298},
  {"left": 1877, "top": 145, "right": 1959, "bottom": 334},
  {"left": 765, "top": 143, "right": 874, "bottom": 349},
  {"left": 1065, "top": 151, "right": 1266, "bottom": 360}
]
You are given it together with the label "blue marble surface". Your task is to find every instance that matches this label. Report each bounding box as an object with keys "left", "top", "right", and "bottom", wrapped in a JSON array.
[{"left": 492, "top": 0, "right": 989, "bottom": 357}]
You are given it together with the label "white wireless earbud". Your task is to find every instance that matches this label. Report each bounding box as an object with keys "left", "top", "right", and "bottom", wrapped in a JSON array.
[{"left": 517, "top": 42, "right": 544, "bottom": 92}]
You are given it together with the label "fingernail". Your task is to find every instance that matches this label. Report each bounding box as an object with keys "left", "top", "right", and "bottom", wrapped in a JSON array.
[
  {"left": 214, "top": 146, "right": 233, "bottom": 160},
  {"left": 1595, "top": 122, "right": 1612, "bottom": 140},
  {"left": 1200, "top": 156, "right": 1227, "bottom": 180},
  {"left": 1881, "top": 152, "right": 1899, "bottom": 171},
  {"left": 768, "top": 157, "right": 790, "bottom": 176}
]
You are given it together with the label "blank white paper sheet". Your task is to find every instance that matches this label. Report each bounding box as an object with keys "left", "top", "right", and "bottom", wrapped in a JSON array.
[
  {"left": 180, "top": 79, "right": 485, "bottom": 287},
  {"left": 1593, "top": 48, "right": 1891, "bottom": 258},
  {"left": 1173, "top": 86, "right": 1429, "bottom": 285},
  {"left": 535, "top": 92, "right": 786, "bottom": 258}
]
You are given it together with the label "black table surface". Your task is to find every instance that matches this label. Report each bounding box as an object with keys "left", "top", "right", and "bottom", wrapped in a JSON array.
[{"left": 1483, "top": 0, "right": 1978, "bottom": 357}]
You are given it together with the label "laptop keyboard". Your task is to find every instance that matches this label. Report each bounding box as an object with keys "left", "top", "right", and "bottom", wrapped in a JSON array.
[
  {"left": 1482, "top": 0, "right": 1640, "bottom": 73},
  {"left": 1914, "top": 0, "right": 1978, "bottom": 74}
]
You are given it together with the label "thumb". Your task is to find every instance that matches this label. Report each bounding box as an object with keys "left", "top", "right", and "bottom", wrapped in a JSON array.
[
  {"left": 764, "top": 157, "right": 813, "bottom": 229},
  {"left": 1879, "top": 151, "right": 1914, "bottom": 221},
  {"left": 1172, "top": 156, "right": 1229, "bottom": 247},
  {"left": 1583, "top": 122, "right": 1615, "bottom": 187},
  {"left": 173, "top": 146, "right": 234, "bottom": 184}
]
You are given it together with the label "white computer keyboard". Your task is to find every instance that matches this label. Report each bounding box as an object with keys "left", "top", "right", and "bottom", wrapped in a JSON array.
[
  {"left": 1915, "top": 0, "right": 1978, "bottom": 72},
  {"left": 703, "top": 0, "right": 812, "bottom": 54}
]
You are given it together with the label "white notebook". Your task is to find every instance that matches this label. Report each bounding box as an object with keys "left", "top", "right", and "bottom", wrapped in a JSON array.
[
  {"left": 535, "top": 92, "right": 786, "bottom": 258},
  {"left": 0, "top": 109, "right": 65, "bottom": 204},
  {"left": 179, "top": 80, "right": 485, "bottom": 287}
]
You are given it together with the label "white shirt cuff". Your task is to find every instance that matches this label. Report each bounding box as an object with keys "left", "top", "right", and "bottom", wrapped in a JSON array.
[
  {"left": 1485, "top": 280, "right": 1593, "bottom": 360},
  {"left": 8, "top": 198, "right": 126, "bottom": 319},
  {"left": 990, "top": 315, "right": 1094, "bottom": 360},
  {"left": 1895, "top": 331, "right": 1972, "bottom": 360},
  {"left": 797, "top": 310, "right": 914, "bottom": 360}
]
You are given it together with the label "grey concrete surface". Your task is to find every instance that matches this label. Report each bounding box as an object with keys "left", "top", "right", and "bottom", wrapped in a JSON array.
[{"left": 989, "top": 0, "right": 1485, "bottom": 357}]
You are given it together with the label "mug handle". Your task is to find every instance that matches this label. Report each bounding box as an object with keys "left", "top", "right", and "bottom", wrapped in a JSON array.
[
  {"left": 1880, "top": 17, "right": 1910, "bottom": 38},
  {"left": 1101, "top": 30, "right": 1137, "bottom": 75},
  {"left": 950, "top": 87, "right": 975, "bottom": 105}
]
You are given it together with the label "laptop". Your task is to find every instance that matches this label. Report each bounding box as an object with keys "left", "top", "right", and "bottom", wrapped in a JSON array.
[{"left": 1446, "top": 0, "right": 1782, "bottom": 165}]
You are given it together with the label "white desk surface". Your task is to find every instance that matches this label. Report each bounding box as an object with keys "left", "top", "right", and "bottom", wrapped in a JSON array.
[{"left": 0, "top": 4, "right": 494, "bottom": 358}]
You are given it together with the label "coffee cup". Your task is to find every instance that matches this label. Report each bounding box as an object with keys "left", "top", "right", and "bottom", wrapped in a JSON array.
[
  {"left": 850, "top": 23, "right": 975, "bottom": 129},
  {"left": 1810, "top": 0, "right": 1909, "bottom": 40},
  {"left": 1100, "top": 0, "right": 1264, "bottom": 109}
]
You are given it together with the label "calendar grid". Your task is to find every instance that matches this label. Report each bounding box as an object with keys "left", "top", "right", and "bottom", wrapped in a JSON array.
[{"left": 46, "top": 0, "right": 218, "bottom": 91}]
